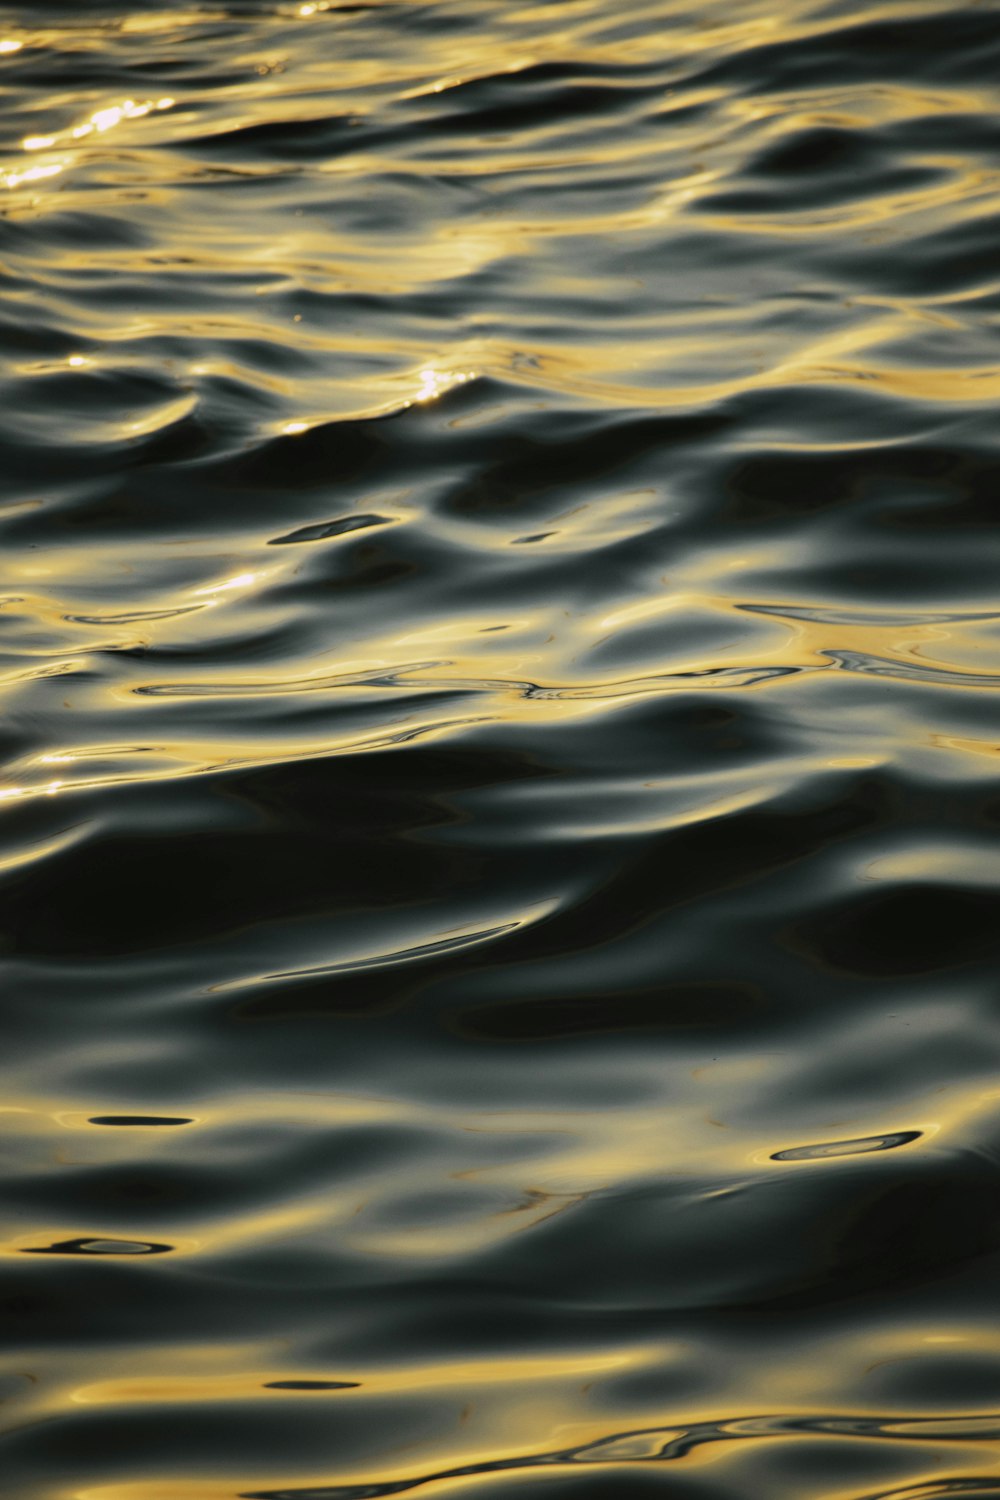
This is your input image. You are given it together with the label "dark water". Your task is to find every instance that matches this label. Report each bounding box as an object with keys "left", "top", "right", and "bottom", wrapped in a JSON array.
[{"left": 3, "top": 1, "right": 1000, "bottom": 1496}]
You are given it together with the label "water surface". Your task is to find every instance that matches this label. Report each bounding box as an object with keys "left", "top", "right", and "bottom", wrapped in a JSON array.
[{"left": 3, "top": 1, "right": 1000, "bottom": 1497}]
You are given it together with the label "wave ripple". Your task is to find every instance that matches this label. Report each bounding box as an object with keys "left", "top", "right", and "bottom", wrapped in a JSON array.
[{"left": 1, "top": 2, "right": 1000, "bottom": 1499}]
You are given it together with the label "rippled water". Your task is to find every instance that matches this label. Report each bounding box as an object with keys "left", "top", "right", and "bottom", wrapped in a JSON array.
[{"left": 3, "top": 1, "right": 1000, "bottom": 1496}]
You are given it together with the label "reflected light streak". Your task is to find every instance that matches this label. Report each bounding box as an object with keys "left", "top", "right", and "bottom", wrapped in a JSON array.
[
  {"left": 415, "top": 367, "right": 475, "bottom": 403},
  {"left": 23, "top": 96, "right": 174, "bottom": 152},
  {"left": 194, "top": 572, "right": 262, "bottom": 598},
  {"left": 2, "top": 159, "right": 64, "bottom": 190},
  {"left": 70, "top": 1347, "right": 635, "bottom": 1408}
]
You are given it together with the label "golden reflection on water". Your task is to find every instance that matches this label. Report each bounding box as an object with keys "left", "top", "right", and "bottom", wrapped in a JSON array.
[
  {"left": 7, "top": 1057, "right": 1000, "bottom": 1496},
  {"left": 1, "top": 158, "right": 66, "bottom": 190},
  {"left": 23, "top": 97, "right": 175, "bottom": 153},
  {"left": 0, "top": 584, "right": 997, "bottom": 811},
  {"left": 3, "top": 4, "right": 1000, "bottom": 1499}
]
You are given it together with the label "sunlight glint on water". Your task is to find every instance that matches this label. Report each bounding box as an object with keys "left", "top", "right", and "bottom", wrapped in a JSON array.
[{"left": 1, "top": 2, "right": 1000, "bottom": 1498}]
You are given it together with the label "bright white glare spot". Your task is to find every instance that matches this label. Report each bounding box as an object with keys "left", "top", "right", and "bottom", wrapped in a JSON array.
[
  {"left": 23, "top": 96, "right": 171, "bottom": 154},
  {"left": 68, "top": 355, "right": 86, "bottom": 368},
  {"left": 2, "top": 160, "right": 64, "bottom": 190},
  {"left": 283, "top": 421, "right": 308, "bottom": 435},
  {"left": 299, "top": 3, "right": 319, "bottom": 13},
  {"left": 0, "top": 40, "right": 23, "bottom": 55},
  {"left": 195, "top": 572, "right": 258, "bottom": 597},
  {"left": 94, "top": 100, "right": 149, "bottom": 132},
  {"left": 0, "top": 787, "right": 24, "bottom": 801},
  {"left": 415, "top": 368, "right": 475, "bottom": 403},
  {"left": 40, "top": 754, "right": 74, "bottom": 765},
  {"left": 45, "top": 781, "right": 62, "bottom": 796}
]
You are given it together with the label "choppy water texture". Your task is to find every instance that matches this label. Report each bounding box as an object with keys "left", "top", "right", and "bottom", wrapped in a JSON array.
[{"left": 2, "top": 0, "right": 1000, "bottom": 1496}]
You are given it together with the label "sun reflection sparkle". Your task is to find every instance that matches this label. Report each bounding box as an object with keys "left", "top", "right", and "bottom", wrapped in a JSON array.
[
  {"left": 22, "top": 96, "right": 174, "bottom": 153},
  {"left": 1, "top": 159, "right": 64, "bottom": 190},
  {"left": 415, "top": 368, "right": 475, "bottom": 403},
  {"left": 194, "top": 572, "right": 260, "bottom": 598}
]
